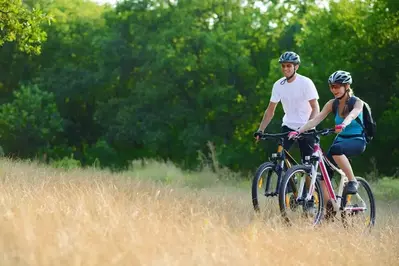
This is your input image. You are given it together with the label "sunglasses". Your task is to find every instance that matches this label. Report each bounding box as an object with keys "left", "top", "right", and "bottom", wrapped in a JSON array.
[
  {"left": 329, "top": 84, "right": 344, "bottom": 89},
  {"left": 281, "top": 63, "right": 294, "bottom": 68}
]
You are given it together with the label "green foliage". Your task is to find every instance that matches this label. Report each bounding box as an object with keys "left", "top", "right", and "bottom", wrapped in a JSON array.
[
  {"left": 0, "top": 84, "right": 64, "bottom": 157},
  {"left": 376, "top": 96, "right": 399, "bottom": 174},
  {"left": 83, "top": 139, "right": 120, "bottom": 168},
  {"left": 0, "top": 0, "right": 398, "bottom": 178},
  {"left": 380, "top": 96, "right": 399, "bottom": 142},
  {"left": 50, "top": 154, "right": 81, "bottom": 170},
  {"left": 42, "top": 144, "right": 75, "bottom": 161},
  {"left": 294, "top": 0, "right": 399, "bottom": 174},
  {"left": 94, "top": 0, "right": 296, "bottom": 171},
  {"left": 29, "top": 0, "right": 110, "bottom": 152},
  {"left": 0, "top": 0, "right": 51, "bottom": 54}
]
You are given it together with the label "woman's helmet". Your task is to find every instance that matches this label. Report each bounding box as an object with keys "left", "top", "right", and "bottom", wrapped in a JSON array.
[{"left": 328, "top": 70, "right": 352, "bottom": 85}]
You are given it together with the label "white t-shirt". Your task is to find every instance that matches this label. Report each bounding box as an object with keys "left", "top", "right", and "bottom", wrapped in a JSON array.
[{"left": 270, "top": 74, "right": 319, "bottom": 130}]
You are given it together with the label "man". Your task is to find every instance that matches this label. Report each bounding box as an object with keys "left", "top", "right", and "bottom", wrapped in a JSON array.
[{"left": 254, "top": 51, "right": 320, "bottom": 161}]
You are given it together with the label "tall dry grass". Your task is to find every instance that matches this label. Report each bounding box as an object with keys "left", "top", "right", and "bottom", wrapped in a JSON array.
[{"left": 0, "top": 159, "right": 397, "bottom": 266}]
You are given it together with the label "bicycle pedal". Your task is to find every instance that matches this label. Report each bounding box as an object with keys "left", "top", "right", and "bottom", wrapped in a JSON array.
[
  {"left": 265, "top": 192, "right": 278, "bottom": 197},
  {"left": 296, "top": 197, "right": 305, "bottom": 203}
]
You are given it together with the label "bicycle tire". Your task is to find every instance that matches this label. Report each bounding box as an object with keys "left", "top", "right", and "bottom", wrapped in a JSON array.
[
  {"left": 278, "top": 165, "right": 324, "bottom": 226},
  {"left": 252, "top": 162, "right": 277, "bottom": 212},
  {"left": 341, "top": 176, "right": 376, "bottom": 229}
]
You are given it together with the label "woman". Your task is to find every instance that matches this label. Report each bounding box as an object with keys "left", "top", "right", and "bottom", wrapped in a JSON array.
[{"left": 288, "top": 70, "right": 366, "bottom": 195}]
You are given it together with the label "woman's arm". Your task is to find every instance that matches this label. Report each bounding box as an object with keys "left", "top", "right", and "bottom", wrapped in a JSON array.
[
  {"left": 342, "top": 99, "right": 364, "bottom": 126},
  {"left": 298, "top": 99, "right": 334, "bottom": 133}
]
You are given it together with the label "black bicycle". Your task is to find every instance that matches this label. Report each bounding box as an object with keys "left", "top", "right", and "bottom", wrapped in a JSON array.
[{"left": 252, "top": 132, "right": 300, "bottom": 213}]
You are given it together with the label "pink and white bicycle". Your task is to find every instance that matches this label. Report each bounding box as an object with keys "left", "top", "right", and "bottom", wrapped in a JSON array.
[{"left": 278, "top": 128, "right": 376, "bottom": 229}]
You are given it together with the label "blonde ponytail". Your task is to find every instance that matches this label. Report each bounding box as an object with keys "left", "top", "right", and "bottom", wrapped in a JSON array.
[{"left": 348, "top": 87, "right": 354, "bottom": 96}]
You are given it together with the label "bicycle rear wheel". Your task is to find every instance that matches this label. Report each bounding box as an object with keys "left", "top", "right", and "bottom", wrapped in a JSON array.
[
  {"left": 341, "top": 176, "right": 376, "bottom": 230},
  {"left": 278, "top": 165, "right": 324, "bottom": 226}
]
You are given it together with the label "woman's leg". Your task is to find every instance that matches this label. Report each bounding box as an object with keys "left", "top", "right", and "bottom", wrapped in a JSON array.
[
  {"left": 332, "top": 154, "right": 355, "bottom": 181},
  {"left": 328, "top": 139, "right": 366, "bottom": 193}
]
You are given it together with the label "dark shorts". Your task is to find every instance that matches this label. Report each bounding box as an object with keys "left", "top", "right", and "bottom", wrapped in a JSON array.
[
  {"left": 281, "top": 125, "right": 316, "bottom": 162},
  {"left": 327, "top": 138, "right": 366, "bottom": 159},
  {"left": 324, "top": 138, "right": 366, "bottom": 179}
]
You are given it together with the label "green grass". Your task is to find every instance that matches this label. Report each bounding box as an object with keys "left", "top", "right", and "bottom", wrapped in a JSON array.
[
  {"left": 372, "top": 177, "right": 399, "bottom": 201},
  {"left": 46, "top": 156, "right": 399, "bottom": 202},
  {"left": 126, "top": 159, "right": 247, "bottom": 189},
  {"left": 126, "top": 159, "right": 399, "bottom": 201}
]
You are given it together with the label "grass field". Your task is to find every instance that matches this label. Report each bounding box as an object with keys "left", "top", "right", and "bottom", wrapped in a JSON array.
[{"left": 0, "top": 158, "right": 398, "bottom": 265}]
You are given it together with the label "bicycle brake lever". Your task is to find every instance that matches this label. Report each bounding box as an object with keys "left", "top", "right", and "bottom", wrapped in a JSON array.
[{"left": 321, "top": 129, "right": 331, "bottom": 136}]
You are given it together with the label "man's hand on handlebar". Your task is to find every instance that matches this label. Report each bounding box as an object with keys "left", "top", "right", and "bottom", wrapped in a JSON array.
[{"left": 253, "top": 129, "right": 263, "bottom": 142}]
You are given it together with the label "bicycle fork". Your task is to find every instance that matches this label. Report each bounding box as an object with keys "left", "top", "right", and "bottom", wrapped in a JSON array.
[
  {"left": 265, "top": 146, "right": 286, "bottom": 197},
  {"left": 294, "top": 155, "right": 319, "bottom": 203}
]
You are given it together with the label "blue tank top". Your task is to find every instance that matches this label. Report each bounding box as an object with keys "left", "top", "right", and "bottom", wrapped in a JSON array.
[{"left": 335, "top": 111, "right": 365, "bottom": 141}]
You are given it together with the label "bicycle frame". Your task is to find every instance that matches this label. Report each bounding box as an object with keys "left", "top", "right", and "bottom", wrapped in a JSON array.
[
  {"left": 301, "top": 141, "right": 368, "bottom": 213},
  {"left": 264, "top": 143, "right": 298, "bottom": 196},
  {"left": 258, "top": 133, "right": 299, "bottom": 197}
]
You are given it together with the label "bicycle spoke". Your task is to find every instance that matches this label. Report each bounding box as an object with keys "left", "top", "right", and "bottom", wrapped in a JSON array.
[
  {"left": 340, "top": 177, "right": 376, "bottom": 230},
  {"left": 279, "top": 166, "right": 323, "bottom": 227}
]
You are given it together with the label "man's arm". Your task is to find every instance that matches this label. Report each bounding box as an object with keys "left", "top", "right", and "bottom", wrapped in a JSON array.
[
  {"left": 258, "top": 101, "right": 278, "bottom": 131},
  {"left": 308, "top": 98, "right": 320, "bottom": 120},
  {"left": 304, "top": 77, "right": 320, "bottom": 120}
]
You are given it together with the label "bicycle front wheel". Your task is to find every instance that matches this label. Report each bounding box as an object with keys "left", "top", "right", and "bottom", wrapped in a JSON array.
[
  {"left": 252, "top": 162, "right": 280, "bottom": 215},
  {"left": 278, "top": 165, "right": 324, "bottom": 226}
]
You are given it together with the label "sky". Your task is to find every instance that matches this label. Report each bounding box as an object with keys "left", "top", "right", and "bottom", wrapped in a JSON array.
[
  {"left": 93, "top": 0, "right": 330, "bottom": 9},
  {"left": 94, "top": 0, "right": 118, "bottom": 5}
]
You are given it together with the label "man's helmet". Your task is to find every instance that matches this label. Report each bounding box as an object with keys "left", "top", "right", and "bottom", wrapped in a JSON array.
[
  {"left": 328, "top": 70, "right": 352, "bottom": 85},
  {"left": 278, "top": 51, "right": 301, "bottom": 65}
]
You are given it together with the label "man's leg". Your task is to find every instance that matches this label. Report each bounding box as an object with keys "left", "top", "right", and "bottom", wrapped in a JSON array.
[
  {"left": 298, "top": 134, "right": 316, "bottom": 163},
  {"left": 281, "top": 126, "right": 295, "bottom": 152},
  {"left": 296, "top": 136, "right": 315, "bottom": 197},
  {"left": 281, "top": 126, "right": 295, "bottom": 193}
]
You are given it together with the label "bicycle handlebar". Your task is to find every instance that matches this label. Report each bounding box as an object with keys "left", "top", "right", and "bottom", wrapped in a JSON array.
[
  {"left": 258, "top": 132, "right": 290, "bottom": 141},
  {"left": 257, "top": 128, "right": 335, "bottom": 141},
  {"left": 296, "top": 128, "right": 336, "bottom": 139}
]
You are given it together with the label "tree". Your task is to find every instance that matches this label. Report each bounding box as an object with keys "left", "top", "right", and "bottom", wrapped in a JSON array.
[
  {"left": 0, "top": 84, "right": 64, "bottom": 157},
  {"left": 295, "top": 0, "right": 399, "bottom": 175},
  {"left": 94, "top": 0, "right": 307, "bottom": 170},
  {"left": 29, "top": 0, "right": 111, "bottom": 157},
  {"left": 0, "top": 0, "right": 51, "bottom": 54}
]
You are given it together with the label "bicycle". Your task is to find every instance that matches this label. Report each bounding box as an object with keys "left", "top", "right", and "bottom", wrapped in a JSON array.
[
  {"left": 251, "top": 131, "right": 300, "bottom": 214},
  {"left": 278, "top": 128, "right": 376, "bottom": 229}
]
